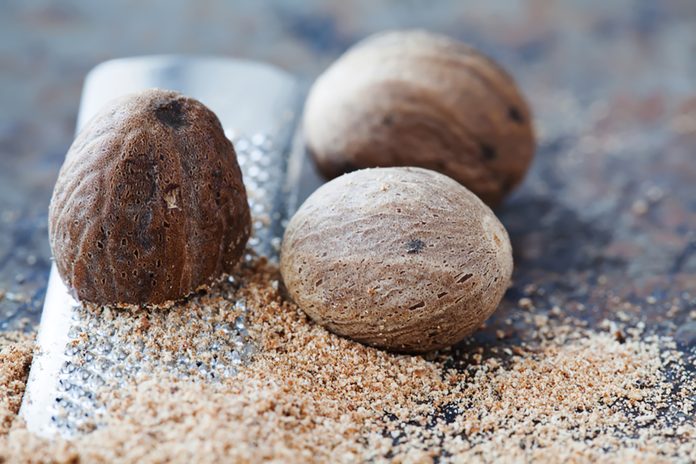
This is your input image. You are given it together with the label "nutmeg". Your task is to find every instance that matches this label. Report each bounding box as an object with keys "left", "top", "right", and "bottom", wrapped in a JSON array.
[
  {"left": 49, "top": 89, "right": 251, "bottom": 307},
  {"left": 303, "top": 29, "right": 535, "bottom": 206},
  {"left": 280, "top": 167, "right": 512, "bottom": 352}
]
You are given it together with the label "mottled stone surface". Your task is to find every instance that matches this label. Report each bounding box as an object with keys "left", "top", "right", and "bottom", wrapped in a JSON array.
[{"left": 0, "top": 0, "right": 694, "bottom": 392}]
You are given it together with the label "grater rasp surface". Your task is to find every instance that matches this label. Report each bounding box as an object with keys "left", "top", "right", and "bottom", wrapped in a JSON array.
[{"left": 20, "top": 56, "right": 301, "bottom": 437}]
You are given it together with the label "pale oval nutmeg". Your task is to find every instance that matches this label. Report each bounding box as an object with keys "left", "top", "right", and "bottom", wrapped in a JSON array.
[
  {"left": 303, "top": 29, "right": 535, "bottom": 206},
  {"left": 49, "top": 89, "right": 251, "bottom": 307},
  {"left": 280, "top": 167, "right": 513, "bottom": 352}
]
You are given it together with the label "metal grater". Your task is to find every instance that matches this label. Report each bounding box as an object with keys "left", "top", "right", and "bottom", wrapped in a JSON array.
[{"left": 19, "top": 56, "right": 302, "bottom": 437}]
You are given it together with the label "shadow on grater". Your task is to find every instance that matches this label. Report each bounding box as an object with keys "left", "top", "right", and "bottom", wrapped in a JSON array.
[{"left": 19, "top": 56, "right": 306, "bottom": 437}]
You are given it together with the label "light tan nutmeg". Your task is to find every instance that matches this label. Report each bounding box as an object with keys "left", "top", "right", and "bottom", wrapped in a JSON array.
[
  {"left": 303, "top": 29, "right": 535, "bottom": 206},
  {"left": 49, "top": 89, "right": 251, "bottom": 307},
  {"left": 280, "top": 167, "right": 513, "bottom": 353}
]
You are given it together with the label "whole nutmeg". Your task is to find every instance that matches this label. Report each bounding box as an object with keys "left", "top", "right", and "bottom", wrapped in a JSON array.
[
  {"left": 49, "top": 89, "right": 251, "bottom": 307},
  {"left": 303, "top": 29, "right": 535, "bottom": 206},
  {"left": 280, "top": 167, "right": 512, "bottom": 352}
]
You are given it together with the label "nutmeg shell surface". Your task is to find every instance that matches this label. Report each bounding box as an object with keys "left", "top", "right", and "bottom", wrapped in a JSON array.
[
  {"left": 303, "top": 29, "right": 535, "bottom": 206},
  {"left": 49, "top": 89, "right": 251, "bottom": 307},
  {"left": 280, "top": 167, "right": 513, "bottom": 352}
]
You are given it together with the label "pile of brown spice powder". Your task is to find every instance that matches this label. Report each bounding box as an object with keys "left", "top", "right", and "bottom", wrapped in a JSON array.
[
  {"left": 0, "top": 261, "right": 694, "bottom": 463},
  {"left": 0, "top": 331, "right": 34, "bottom": 436}
]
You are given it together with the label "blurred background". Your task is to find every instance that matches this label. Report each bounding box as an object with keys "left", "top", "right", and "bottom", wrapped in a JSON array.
[{"left": 1, "top": 0, "right": 695, "bottom": 348}]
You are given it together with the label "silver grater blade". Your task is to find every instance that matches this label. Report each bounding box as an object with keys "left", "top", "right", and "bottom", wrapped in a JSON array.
[{"left": 20, "top": 56, "right": 301, "bottom": 437}]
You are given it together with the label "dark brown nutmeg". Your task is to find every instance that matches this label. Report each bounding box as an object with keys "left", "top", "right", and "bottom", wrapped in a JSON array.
[
  {"left": 303, "top": 29, "right": 536, "bottom": 206},
  {"left": 49, "top": 89, "right": 251, "bottom": 307}
]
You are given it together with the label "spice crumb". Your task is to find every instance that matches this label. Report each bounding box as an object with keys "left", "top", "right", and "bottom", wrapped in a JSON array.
[
  {"left": 0, "top": 261, "right": 694, "bottom": 463},
  {"left": 0, "top": 331, "right": 34, "bottom": 435}
]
